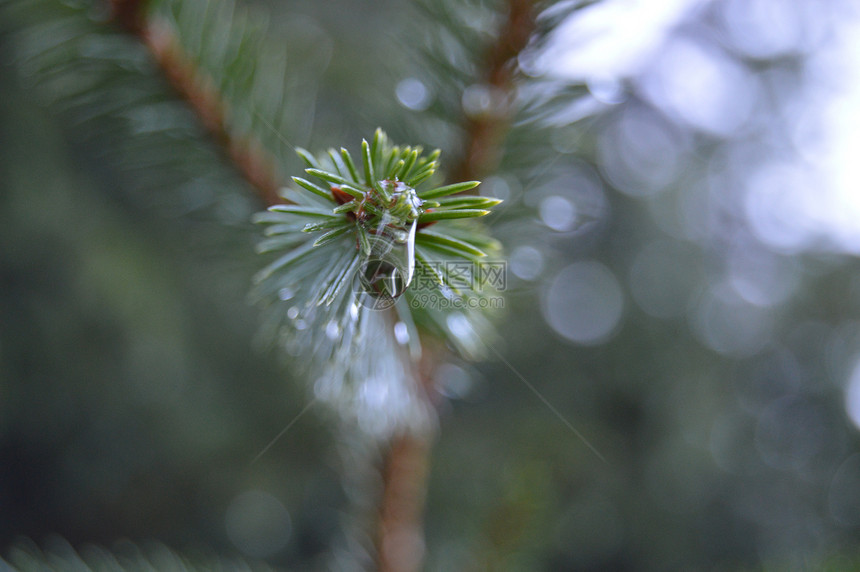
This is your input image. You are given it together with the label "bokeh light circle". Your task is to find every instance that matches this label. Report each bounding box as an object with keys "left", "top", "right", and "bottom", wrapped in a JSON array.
[{"left": 542, "top": 261, "right": 624, "bottom": 345}]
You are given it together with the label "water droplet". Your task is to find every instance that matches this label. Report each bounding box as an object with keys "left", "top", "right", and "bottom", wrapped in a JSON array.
[
  {"left": 358, "top": 222, "right": 417, "bottom": 300},
  {"left": 361, "top": 259, "right": 407, "bottom": 299},
  {"left": 349, "top": 301, "right": 360, "bottom": 321},
  {"left": 393, "top": 322, "right": 410, "bottom": 345},
  {"left": 278, "top": 287, "right": 295, "bottom": 301},
  {"left": 287, "top": 306, "right": 300, "bottom": 320},
  {"left": 294, "top": 319, "right": 307, "bottom": 330}
]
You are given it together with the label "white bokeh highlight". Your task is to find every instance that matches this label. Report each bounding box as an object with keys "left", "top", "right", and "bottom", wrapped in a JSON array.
[{"left": 542, "top": 261, "right": 624, "bottom": 345}]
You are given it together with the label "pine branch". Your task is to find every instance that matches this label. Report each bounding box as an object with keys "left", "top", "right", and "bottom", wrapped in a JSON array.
[
  {"left": 376, "top": 431, "right": 432, "bottom": 572},
  {"left": 3, "top": 0, "right": 514, "bottom": 568},
  {"left": 110, "top": 0, "right": 146, "bottom": 34},
  {"left": 372, "top": 338, "right": 446, "bottom": 572},
  {"left": 451, "top": 0, "right": 539, "bottom": 182},
  {"left": 365, "top": 1, "right": 543, "bottom": 563},
  {"left": 140, "top": 17, "right": 283, "bottom": 205},
  {"left": 110, "top": 0, "right": 284, "bottom": 206},
  {"left": 111, "top": 6, "right": 451, "bottom": 569}
]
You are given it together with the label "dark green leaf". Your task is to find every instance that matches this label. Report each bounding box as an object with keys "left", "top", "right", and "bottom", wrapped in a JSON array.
[
  {"left": 371, "top": 128, "right": 384, "bottom": 169},
  {"left": 327, "top": 148, "right": 347, "bottom": 178},
  {"left": 388, "top": 159, "right": 405, "bottom": 179},
  {"left": 339, "top": 183, "right": 367, "bottom": 199},
  {"left": 332, "top": 200, "right": 357, "bottom": 214}
]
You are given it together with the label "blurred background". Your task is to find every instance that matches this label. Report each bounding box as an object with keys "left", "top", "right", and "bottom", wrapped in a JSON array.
[{"left": 2, "top": 0, "right": 860, "bottom": 569}]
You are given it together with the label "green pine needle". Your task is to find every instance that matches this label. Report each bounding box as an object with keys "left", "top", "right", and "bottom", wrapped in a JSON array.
[
  {"left": 415, "top": 229, "right": 488, "bottom": 257},
  {"left": 418, "top": 180, "right": 481, "bottom": 199},
  {"left": 307, "top": 168, "right": 353, "bottom": 187},
  {"left": 295, "top": 147, "right": 319, "bottom": 169},
  {"left": 313, "top": 225, "right": 353, "bottom": 247},
  {"left": 269, "top": 205, "right": 338, "bottom": 218},
  {"left": 291, "top": 176, "right": 335, "bottom": 201},
  {"left": 253, "top": 128, "right": 504, "bottom": 367},
  {"left": 435, "top": 196, "right": 503, "bottom": 209},
  {"left": 340, "top": 147, "right": 360, "bottom": 182},
  {"left": 418, "top": 209, "right": 490, "bottom": 222},
  {"left": 362, "top": 139, "right": 375, "bottom": 186}
]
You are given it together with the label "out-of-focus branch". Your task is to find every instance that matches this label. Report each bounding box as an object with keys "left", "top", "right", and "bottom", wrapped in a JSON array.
[
  {"left": 111, "top": 0, "right": 283, "bottom": 207},
  {"left": 452, "top": 0, "right": 538, "bottom": 182},
  {"left": 110, "top": 0, "right": 146, "bottom": 35},
  {"left": 375, "top": 431, "right": 432, "bottom": 572},
  {"left": 374, "top": 339, "right": 443, "bottom": 572},
  {"left": 375, "top": 3, "right": 538, "bottom": 569}
]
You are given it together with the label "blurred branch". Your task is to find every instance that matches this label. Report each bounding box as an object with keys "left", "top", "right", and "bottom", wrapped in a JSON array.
[
  {"left": 374, "top": 336, "right": 451, "bottom": 570},
  {"left": 373, "top": 1, "right": 541, "bottom": 568},
  {"left": 451, "top": 0, "right": 538, "bottom": 182},
  {"left": 110, "top": 0, "right": 146, "bottom": 33},
  {"left": 141, "top": 19, "right": 283, "bottom": 205},
  {"left": 375, "top": 431, "right": 432, "bottom": 572},
  {"left": 111, "top": 0, "right": 283, "bottom": 207}
]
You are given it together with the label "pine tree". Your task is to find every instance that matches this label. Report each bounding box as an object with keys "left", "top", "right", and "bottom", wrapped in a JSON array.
[
  {"left": 6, "top": 0, "right": 860, "bottom": 570},
  {"left": 0, "top": 0, "right": 594, "bottom": 568}
]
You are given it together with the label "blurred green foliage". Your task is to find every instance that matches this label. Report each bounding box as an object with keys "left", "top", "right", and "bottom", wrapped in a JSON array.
[{"left": 2, "top": 0, "right": 860, "bottom": 570}]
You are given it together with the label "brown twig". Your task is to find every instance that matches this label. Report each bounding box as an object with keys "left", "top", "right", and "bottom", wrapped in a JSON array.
[
  {"left": 375, "top": 431, "right": 432, "bottom": 572},
  {"left": 374, "top": 4, "right": 537, "bottom": 570},
  {"left": 113, "top": 0, "right": 283, "bottom": 207},
  {"left": 451, "top": 0, "right": 539, "bottom": 183},
  {"left": 142, "top": 20, "right": 284, "bottom": 206},
  {"left": 109, "top": 0, "right": 146, "bottom": 35},
  {"left": 374, "top": 334, "right": 443, "bottom": 572}
]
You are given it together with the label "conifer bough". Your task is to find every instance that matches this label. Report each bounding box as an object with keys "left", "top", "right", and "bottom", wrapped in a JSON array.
[{"left": 253, "top": 129, "right": 503, "bottom": 353}]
